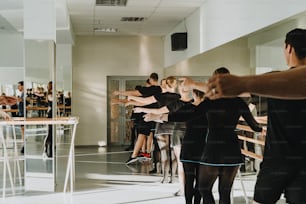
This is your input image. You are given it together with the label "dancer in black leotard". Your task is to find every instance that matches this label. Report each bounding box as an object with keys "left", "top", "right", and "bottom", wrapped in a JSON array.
[
  {"left": 142, "top": 89, "right": 207, "bottom": 204},
  {"left": 179, "top": 89, "right": 206, "bottom": 204}
]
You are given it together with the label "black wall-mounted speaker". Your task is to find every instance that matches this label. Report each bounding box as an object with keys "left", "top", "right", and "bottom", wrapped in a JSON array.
[{"left": 171, "top": 32, "right": 187, "bottom": 51}]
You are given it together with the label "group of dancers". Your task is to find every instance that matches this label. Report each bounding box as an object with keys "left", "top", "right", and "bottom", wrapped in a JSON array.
[
  {"left": 113, "top": 68, "right": 263, "bottom": 204},
  {"left": 113, "top": 28, "right": 306, "bottom": 204}
]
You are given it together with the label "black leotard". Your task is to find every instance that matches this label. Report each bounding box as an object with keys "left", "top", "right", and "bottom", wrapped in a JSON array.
[{"left": 168, "top": 97, "right": 262, "bottom": 166}]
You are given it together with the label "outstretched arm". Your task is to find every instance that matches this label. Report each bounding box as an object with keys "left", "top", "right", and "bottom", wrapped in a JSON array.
[
  {"left": 128, "top": 95, "right": 157, "bottom": 105},
  {"left": 0, "top": 110, "right": 11, "bottom": 120},
  {"left": 206, "top": 66, "right": 306, "bottom": 99},
  {"left": 143, "top": 113, "right": 168, "bottom": 123},
  {"left": 111, "top": 98, "right": 129, "bottom": 105},
  {"left": 111, "top": 98, "right": 146, "bottom": 107},
  {"left": 143, "top": 102, "right": 202, "bottom": 123},
  {"left": 113, "top": 90, "right": 141, "bottom": 97},
  {"left": 134, "top": 106, "right": 169, "bottom": 114},
  {"left": 0, "top": 96, "right": 18, "bottom": 106},
  {"left": 179, "top": 77, "right": 208, "bottom": 93},
  {"left": 124, "top": 100, "right": 146, "bottom": 107},
  {"left": 240, "top": 100, "right": 262, "bottom": 132}
]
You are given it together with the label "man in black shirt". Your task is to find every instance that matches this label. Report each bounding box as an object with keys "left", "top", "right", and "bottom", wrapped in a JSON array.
[{"left": 252, "top": 28, "right": 306, "bottom": 204}]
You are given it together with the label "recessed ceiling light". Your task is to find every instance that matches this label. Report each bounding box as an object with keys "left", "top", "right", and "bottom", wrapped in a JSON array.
[{"left": 96, "top": 0, "right": 127, "bottom": 6}]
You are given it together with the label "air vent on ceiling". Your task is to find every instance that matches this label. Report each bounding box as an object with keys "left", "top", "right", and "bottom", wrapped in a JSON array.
[
  {"left": 121, "top": 17, "right": 147, "bottom": 22},
  {"left": 96, "top": 0, "right": 127, "bottom": 6}
]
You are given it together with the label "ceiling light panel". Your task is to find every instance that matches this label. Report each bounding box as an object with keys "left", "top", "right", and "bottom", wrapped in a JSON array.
[
  {"left": 120, "top": 17, "right": 146, "bottom": 22},
  {"left": 96, "top": 0, "right": 127, "bottom": 6},
  {"left": 159, "top": 0, "right": 206, "bottom": 7},
  {"left": 126, "top": 0, "right": 160, "bottom": 7}
]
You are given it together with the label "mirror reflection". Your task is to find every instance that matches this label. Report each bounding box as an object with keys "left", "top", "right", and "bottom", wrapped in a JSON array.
[
  {"left": 24, "top": 39, "right": 53, "bottom": 119},
  {"left": 22, "top": 40, "right": 71, "bottom": 118}
]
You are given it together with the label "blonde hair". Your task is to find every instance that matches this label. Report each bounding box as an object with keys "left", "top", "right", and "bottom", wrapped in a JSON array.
[{"left": 165, "top": 76, "right": 177, "bottom": 88}]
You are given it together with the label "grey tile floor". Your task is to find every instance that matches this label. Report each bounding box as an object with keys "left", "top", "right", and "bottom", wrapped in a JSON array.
[{"left": 0, "top": 146, "right": 286, "bottom": 204}]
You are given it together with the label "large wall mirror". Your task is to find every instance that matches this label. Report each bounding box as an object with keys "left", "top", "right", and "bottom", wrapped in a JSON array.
[
  {"left": 0, "top": 28, "right": 24, "bottom": 116},
  {"left": 24, "top": 41, "right": 72, "bottom": 119},
  {"left": 23, "top": 39, "right": 56, "bottom": 191},
  {"left": 56, "top": 44, "right": 72, "bottom": 118},
  {"left": 24, "top": 39, "right": 55, "bottom": 119},
  {"left": 23, "top": 40, "right": 72, "bottom": 192},
  {"left": 0, "top": 1, "right": 73, "bottom": 192}
]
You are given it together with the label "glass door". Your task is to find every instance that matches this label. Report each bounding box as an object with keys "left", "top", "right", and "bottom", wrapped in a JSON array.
[{"left": 107, "top": 76, "right": 147, "bottom": 146}]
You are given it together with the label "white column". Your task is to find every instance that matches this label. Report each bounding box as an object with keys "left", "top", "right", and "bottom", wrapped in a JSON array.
[{"left": 24, "top": 0, "right": 56, "bottom": 41}]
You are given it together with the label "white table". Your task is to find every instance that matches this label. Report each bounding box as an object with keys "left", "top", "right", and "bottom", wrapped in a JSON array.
[{"left": 0, "top": 117, "right": 79, "bottom": 197}]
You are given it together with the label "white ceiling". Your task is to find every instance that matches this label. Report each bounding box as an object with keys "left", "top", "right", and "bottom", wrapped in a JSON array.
[
  {"left": 0, "top": 0, "right": 207, "bottom": 37},
  {"left": 68, "top": 0, "right": 206, "bottom": 36}
]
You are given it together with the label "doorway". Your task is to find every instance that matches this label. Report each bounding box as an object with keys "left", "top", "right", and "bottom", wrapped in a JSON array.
[{"left": 107, "top": 76, "right": 147, "bottom": 146}]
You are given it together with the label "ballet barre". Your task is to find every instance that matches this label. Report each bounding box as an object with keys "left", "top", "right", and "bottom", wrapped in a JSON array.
[
  {"left": 0, "top": 117, "right": 79, "bottom": 196},
  {"left": 236, "top": 116, "right": 267, "bottom": 162},
  {"left": 4, "top": 106, "right": 71, "bottom": 116},
  {"left": 231, "top": 116, "right": 267, "bottom": 204}
]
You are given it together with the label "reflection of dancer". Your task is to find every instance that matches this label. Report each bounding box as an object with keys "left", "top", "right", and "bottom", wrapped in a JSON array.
[
  {"left": 0, "top": 109, "right": 11, "bottom": 120},
  {"left": 0, "top": 95, "right": 17, "bottom": 118},
  {"left": 125, "top": 108, "right": 138, "bottom": 151},
  {"left": 16, "top": 81, "right": 25, "bottom": 154},
  {"left": 44, "top": 81, "right": 53, "bottom": 158},
  {"left": 0, "top": 95, "right": 17, "bottom": 106}
]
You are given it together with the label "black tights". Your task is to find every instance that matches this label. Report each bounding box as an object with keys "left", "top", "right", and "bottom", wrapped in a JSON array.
[
  {"left": 183, "top": 162, "right": 202, "bottom": 204},
  {"left": 151, "top": 137, "right": 160, "bottom": 167},
  {"left": 198, "top": 165, "right": 239, "bottom": 204},
  {"left": 45, "top": 124, "right": 53, "bottom": 157}
]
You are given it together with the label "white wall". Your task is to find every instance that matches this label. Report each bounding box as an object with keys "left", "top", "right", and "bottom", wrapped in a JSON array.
[
  {"left": 164, "top": 0, "right": 306, "bottom": 67},
  {"left": 164, "top": 8, "right": 201, "bottom": 67},
  {"left": 247, "top": 20, "right": 298, "bottom": 73},
  {"left": 255, "top": 46, "right": 286, "bottom": 71},
  {"left": 56, "top": 44, "right": 72, "bottom": 91},
  {"left": 73, "top": 36, "right": 164, "bottom": 146},
  {"left": 24, "top": 0, "right": 56, "bottom": 41},
  {"left": 25, "top": 40, "right": 54, "bottom": 84},
  {"left": 0, "top": 33, "right": 24, "bottom": 84},
  {"left": 164, "top": 38, "right": 250, "bottom": 77},
  {"left": 201, "top": 0, "right": 306, "bottom": 51},
  {"left": 0, "top": 67, "right": 24, "bottom": 85},
  {"left": 0, "top": 33, "right": 24, "bottom": 67}
]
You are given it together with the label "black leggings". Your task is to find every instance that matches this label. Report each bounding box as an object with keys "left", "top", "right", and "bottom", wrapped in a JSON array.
[
  {"left": 151, "top": 136, "right": 160, "bottom": 166},
  {"left": 183, "top": 162, "right": 202, "bottom": 204},
  {"left": 198, "top": 165, "right": 239, "bottom": 204}
]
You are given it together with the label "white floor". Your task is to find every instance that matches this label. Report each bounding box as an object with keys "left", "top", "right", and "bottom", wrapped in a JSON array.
[{"left": 0, "top": 146, "right": 286, "bottom": 204}]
